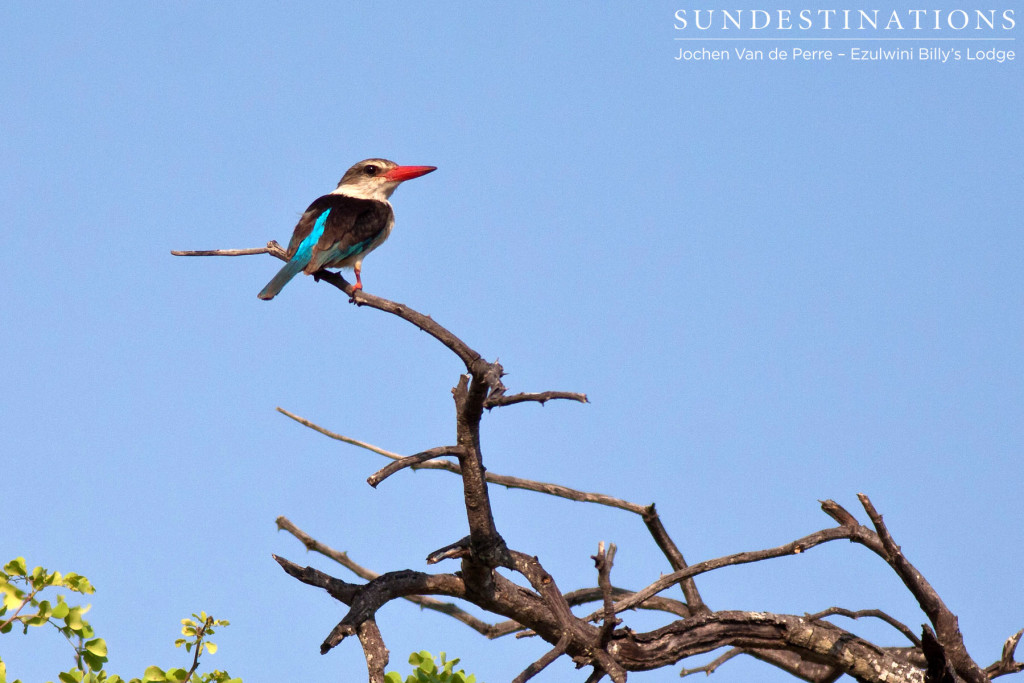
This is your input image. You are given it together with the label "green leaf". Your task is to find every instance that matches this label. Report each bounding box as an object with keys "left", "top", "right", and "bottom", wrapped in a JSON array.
[
  {"left": 1, "top": 585, "right": 25, "bottom": 611},
  {"left": 25, "top": 612, "right": 50, "bottom": 627},
  {"left": 58, "top": 671, "right": 83, "bottom": 683},
  {"left": 65, "top": 607, "right": 85, "bottom": 632},
  {"left": 60, "top": 573, "right": 94, "bottom": 594},
  {"left": 204, "top": 641, "right": 218, "bottom": 655},
  {"left": 163, "top": 668, "right": 188, "bottom": 683},
  {"left": 384, "top": 673, "right": 403, "bottom": 683},
  {"left": 142, "top": 666, "right": 167, "bottom": 681},
  {"left": 85, "top": 638, "right": 108, "bottom": 657},
  {"left": 3, "top": 559, "right": 27, "bottom": 577},
  {"left": 51, "top": 596, "right": 70, "bottom": 619},
  {"left": 82, "top": 650, "right": 107, "bottom": 672}
]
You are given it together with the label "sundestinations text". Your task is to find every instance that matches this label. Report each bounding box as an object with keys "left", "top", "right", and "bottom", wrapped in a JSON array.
[{"left": 672, "top": 9, "right": 1015, "bottom": 31}]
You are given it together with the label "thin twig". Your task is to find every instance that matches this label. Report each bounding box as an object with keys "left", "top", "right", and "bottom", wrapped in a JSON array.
[
  {"left": 583, "top": 525, "right": 864, "bottom": 622},
  {"left": 276, "top": 407, "right": 401, "bottom": 458},
  {"left": 171, "top": 245, "right": 280, "bottom": 257},
  {"left": 275, "top": 407, "right": 649, "bottom": 515},
  {"left": 276, "top": 517, "right": 497, "bottom": 636},
  {"left": 173, "top": 243, "right": 487, "bottom": 371},
  {"left": 511, "top": 633, "right": 572, "bottom": 683},
  {"left": 641, "top": 505, "right": 707, "bottom": 613},
  {"left": 593, "top": 542, "right": 620, "bottom": 648},
  {"left": 182, "top": 615, "right": 212, "bottom": 683},
  {"left": 485, "top": 390, "right": 589, "bottom": 409},
  {"left": 806, "top": 607, "right": 921, "bottom": 647},
  {"left": 679, "top": 648, "right": 742, "bottom": 678}
]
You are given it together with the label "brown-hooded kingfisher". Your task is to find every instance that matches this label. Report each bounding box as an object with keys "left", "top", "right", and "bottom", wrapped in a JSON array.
[{"left": 258, "top": 158, "right": 436, "bottom": 300}]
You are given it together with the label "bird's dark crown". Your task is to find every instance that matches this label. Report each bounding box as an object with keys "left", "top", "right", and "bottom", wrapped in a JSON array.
[{"left": 337, "top": 158, "right": 398, "bottom": 187}]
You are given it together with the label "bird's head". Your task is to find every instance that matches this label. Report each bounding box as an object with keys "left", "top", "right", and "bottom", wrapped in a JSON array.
[{"left": 332, "top": 158, "right": 437, "bottom": 201}]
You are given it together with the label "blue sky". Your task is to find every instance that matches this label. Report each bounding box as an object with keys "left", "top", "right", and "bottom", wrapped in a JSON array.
[{"left": 2, "top": 3, "right": 1021, "bottom": 682}]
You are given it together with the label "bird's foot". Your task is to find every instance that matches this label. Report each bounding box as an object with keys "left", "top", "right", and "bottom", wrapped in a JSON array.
[{"left": 348, "top": 283, "right": 364, "bottom": 305}]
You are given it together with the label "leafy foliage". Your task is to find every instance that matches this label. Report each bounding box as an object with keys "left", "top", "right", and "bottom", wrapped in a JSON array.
[
  {"left": 0, "top": 558, "right": 240, "bottom": 683},
  {"left": 385, "top": 651, "right": 479, "bottom": 683}
]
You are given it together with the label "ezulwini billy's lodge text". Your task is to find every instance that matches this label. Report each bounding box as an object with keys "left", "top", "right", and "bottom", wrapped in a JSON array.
[{"left": 674, "top": 45, "right": 1016, "bottom": 62}]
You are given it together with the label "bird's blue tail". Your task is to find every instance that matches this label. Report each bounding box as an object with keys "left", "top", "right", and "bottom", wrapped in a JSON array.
[{"left": 258, "top": 259, "right": 306, "bottom": 300}]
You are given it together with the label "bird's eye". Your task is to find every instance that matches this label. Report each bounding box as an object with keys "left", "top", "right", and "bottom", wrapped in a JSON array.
[{"left": 363, "top": 165, "right": 378, "bottom": 176}]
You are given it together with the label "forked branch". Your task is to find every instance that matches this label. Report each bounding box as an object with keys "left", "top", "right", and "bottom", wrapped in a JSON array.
[{"left": 174, "top": 245, "right": 1015, "bottom": 682}]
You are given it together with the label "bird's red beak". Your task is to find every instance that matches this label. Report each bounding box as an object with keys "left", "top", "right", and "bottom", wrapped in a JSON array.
[{"left": 384, "top": 165, "right": 437, "bottom": 182}]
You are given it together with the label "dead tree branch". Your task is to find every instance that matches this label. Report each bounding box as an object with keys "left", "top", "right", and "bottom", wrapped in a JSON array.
[
  {"left": 855, "top": 494, "right": 990, "bottom": 683},
  {"left": 174, "top": 245, "right": 1017, "bottom": 682},
  {"left": 806, "top": 606, "right": 922, "bottom": 647},
  {"left": 986, "top": 629, "right": 1024, "bottom": 679}
]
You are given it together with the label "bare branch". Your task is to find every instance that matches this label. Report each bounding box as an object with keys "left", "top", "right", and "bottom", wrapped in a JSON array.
[
  {"left": 806, "top": 606, "right": 922, "bottom": 647},
  {"left": 276, "top": 407, "right": 650, "bottom": 513},
  {"left": 485, "top": 390, "right": 589, "bottom": 409},
  {"left": 744, "top": 649, "right": 844, "bottom": 683},
  {"left": 174, "top": 242, "right": 487, "bottom": 370},
  {"left": 356, "top": 618, "right": 389, "bottom": 683},
  {"left": 511, "top": 633, "right": 571, "bottom": 683},
  {"left": 273, "top": 553, "right": 361, "bottom": 604},
  {"left": 170, "top": 243, "right": 284, "bottom": 257},
  {"left": 587, "top": 525, "right": 864, "bottom": 622},
  {"left": 276, "top": 407, "right": 401, "bottom": 459},
  {"left": 186, "top": 241, "right": 1012, "bottom": 683},
  {"left": 505, "top": 549, "right": 626, "bottom": 681},
  {"left": 276, "top": 516, "right": 376, "bottom": 579},
  {"left": 366, "top": 445, "right": 465, "bottom": 487},
  {"left": 276, "top": 518, "right": 497, "bottom": 637},
  {"left": 427, "top": 536, "right": 472, "bottom": 565},
  {"left": 319, "top": 569, "right": 470, "bottom": 654},
  {"left": 562, "top": 587, "right": 690, "bottom": 619},
  {"left": 820, "top": 498, "right": 860, "bottom": 527},
  {"left": 640, "top": 505, "right": 707, "bottom": 613},
  {"left": 452, "top": 374, "right": 511, "bottom": 568},
  {"left": 611, "top": 611, "right": 926, "bottom": 683},
  {"left": 857, "top": 494, "right": 988, "bottom": 683},
  {"left": 921, "top": 624, "right": 958, "bottom": 683},
  {"left": 592, "top": 542, "right": 620, "bottom": 648},
  {"left": 679, "top": 648, "right": 742, "bottom": 678},
  {"left": 986, "top": 629, "right": 1024, "bottom": 679},
  {"left": 278, "top": 405, "right": 710, "bottom": 618}
]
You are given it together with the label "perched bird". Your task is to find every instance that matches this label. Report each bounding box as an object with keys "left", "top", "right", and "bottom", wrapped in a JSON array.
[{"left": 258, "top": 158, "right": 436, "bottom": 300}]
